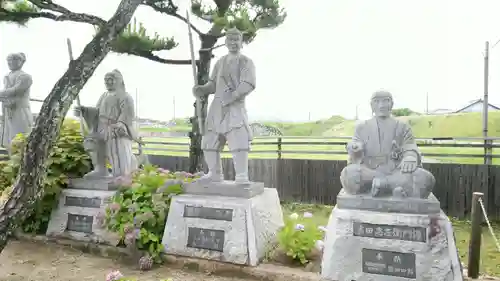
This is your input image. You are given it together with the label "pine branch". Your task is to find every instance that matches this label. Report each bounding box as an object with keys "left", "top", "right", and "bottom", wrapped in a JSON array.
[
  {"left": 120, "top": 49, "right": 196, "bottom": 65},
  {"left": 144, "top": 0, "right": 204, "bottom": 36},
  {"left": 0, "top": 0, "right": 106, "bottom": 25}
]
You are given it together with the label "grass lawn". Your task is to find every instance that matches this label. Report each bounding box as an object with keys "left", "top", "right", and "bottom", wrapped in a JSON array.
[
  {"left": 135, "top": 136, "right": 498, "bottom": 164},
  {"left": 280, "top": 203, "right": 500, "bottom": 277}
]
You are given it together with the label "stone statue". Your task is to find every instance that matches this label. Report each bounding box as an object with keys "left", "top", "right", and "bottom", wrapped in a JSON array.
[
  {"left": 74, "top": 69, "right": 138, "bottom": 178},
  {"left": 340, "top": 90, "right": 435, "bottom": 199},
  {"left": 0, "top": 53, "right": 33, "bottom": 148},
  {"left": 193, "top": 28, "right": 256, "bottom": 184}
]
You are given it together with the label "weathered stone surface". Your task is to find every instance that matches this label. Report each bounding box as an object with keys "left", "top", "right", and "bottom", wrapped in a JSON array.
[
  {"left": 183, "top": 181, "right": 264, "bottom": 198},
  {"left": 46, "top": 188, "right": 118, "bottom": 245},
  {"left": 336, "top": 189, "right": 441, "bottom": 214},
  {"left": 69, "top": 177, "right": 118, "bottom": 191},
  {"left": 321, "top": 207, "right": 463, "bottom": 281},
  {"left": 162, "top": 187, "right": 283, "bottom": 266}
]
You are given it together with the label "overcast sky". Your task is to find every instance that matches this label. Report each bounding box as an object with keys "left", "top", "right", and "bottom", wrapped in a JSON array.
[{"left": 2, "top": 0, "right": 500, "bottom": 121}]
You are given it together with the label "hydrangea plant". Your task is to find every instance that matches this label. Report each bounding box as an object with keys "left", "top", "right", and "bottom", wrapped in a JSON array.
[
  {"left": 277, "top": 212, "right": 325, "bottom": 265},
  {"left": 101, "top": 165, "right": 202, "bottom": 264}
]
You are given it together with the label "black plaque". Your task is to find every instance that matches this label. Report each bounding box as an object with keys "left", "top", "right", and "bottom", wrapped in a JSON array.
[
  {"left": 353, "top": 222, "right": 426, "bottom": 243},
  {"left": 65, "top": 196, "right": 101, "bottom": 209},
  {"left": 183, "top": 205, "right": 233, "bottom": 221},
  {"left": 66, "top": 213, "right": 94, "bottom": 233},
  {"left": 186, "top": 227, "right": 225, "bottom": 252},
  {"left": 362, "top": 248, "right": 416, "bottom": 279}
]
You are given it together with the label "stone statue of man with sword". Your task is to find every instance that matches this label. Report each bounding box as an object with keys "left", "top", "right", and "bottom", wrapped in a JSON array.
[{"left": 192, "top": 28, "right": 256, "bottom": 184}]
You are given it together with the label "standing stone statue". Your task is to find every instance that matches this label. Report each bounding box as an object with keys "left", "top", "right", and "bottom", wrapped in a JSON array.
[
  {"left": 193, "top": 28, "right": 256, "bottom": 184},
  {"left": 0, "top": 53, "right": 33, "bottom": 148},
  {"left": 340, "top": 90, "right": 435, "bottom": 198},
  {"left": 74, "top": 69, "right": 138, "bottom": 178}
]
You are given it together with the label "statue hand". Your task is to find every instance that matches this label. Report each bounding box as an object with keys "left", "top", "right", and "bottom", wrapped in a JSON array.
[
  {"left": 401, "top": 156, "right": 418, "bottom": 173},
  {"left": 192, "top": 85, "right": 205, "bottom": 98},
  {"left": 347, "top": 142, "right": 363, "bottom": 153}
]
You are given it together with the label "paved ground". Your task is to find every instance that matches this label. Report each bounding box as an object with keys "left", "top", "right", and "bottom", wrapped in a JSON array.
[{"left": 0, "top": 241, "right": 258, "bottom": 281}]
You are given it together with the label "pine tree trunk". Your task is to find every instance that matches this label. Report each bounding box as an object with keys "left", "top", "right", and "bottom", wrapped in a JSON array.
[
  {"left": 0, "top": 0, "right": 142, "bottom": 254},
  {"left": 188, "top": 34, "right": 218, "bottom": 173}
]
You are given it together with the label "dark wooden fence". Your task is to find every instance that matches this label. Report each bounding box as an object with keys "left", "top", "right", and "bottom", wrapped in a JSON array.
[{"left": 147, "top": 155, "right": 500, "bottom": 221}]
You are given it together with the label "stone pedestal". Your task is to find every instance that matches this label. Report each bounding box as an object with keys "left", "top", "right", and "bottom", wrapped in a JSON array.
[
  {"left": 162, "top": 181, "right": 283, "bottom": 266},
  {"left": 46, "top": 178, "right": 118, "bottom": 245},
  {"left": 321, "top": 190, "right": 463, "bottom": 281}
]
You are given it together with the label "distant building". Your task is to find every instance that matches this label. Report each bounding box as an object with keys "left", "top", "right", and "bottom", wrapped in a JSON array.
[
  {"left": 454, "top": 99, "right": 500, "bottom": 113},
  {"left": 427, "top": 108, "right": 454, "bottom": 115}
]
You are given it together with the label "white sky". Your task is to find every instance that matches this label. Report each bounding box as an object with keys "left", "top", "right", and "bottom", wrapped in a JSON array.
[{"left": 1, "top": 0, "right": 500, "bottom": 121}]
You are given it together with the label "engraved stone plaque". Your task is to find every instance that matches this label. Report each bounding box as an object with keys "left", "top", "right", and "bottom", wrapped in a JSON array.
[
  {"left": 353, "top": 222, "right": 426, "bottom": 243},
  {"left": 186, "top": 227, "right": 225, "bottom": 252},
  {"left": 183, "top": 205, "right": 233, "bottom": 221},
  {"left": 65, "top": 196, "right": 101, "bottom": 209},
  {"left": 66, "top": 214, "right": 93, "bottom": 234},
  {"left": 362, "top": 248, "right": 416, "bottom": 279}
]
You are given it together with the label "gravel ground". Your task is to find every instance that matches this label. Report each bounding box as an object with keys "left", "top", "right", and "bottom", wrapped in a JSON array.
[{"left": 0, "top": 240, "right": 258, "bottom": 281}]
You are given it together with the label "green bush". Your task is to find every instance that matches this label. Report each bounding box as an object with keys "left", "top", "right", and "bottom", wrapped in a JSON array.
[
  {"left": 0, "top": 120, "right": 91, "bottom": 233},
  {"left": 102, "top": 165, "right": 201, "bottom": 263},
  {"left": 277, "top": 212, "right": 324, "bottom": 264}
]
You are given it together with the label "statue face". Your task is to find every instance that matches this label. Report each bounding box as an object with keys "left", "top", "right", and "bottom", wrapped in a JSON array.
[
  {"left": 371, "top": 96, "right": 393, "bottom": 117},
  {"left": 225, "top": 34, "right": 242, "bottom": 53},
  {"left": 104, "top": 74, "right": 117, "bottom": 91},
  {"left": 7, "top": 55, "right": 23, "bottom": 71}
]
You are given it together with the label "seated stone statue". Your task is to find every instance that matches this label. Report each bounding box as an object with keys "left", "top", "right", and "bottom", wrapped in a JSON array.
[{"left": 340, "top": 91, "right": 435, "bottom": 199}]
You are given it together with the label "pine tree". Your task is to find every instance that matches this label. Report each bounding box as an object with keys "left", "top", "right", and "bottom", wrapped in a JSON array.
[{"left": 0, "top": 0, "right": 285, "bottom": 253}]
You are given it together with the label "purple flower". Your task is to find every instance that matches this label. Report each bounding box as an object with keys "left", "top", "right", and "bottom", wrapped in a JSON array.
[
  {"left": 133, "top": 215, "right": 144, "bottom": 227},
  {"left": 105, "top": 270, "right": 123, "bottom": 281},
  {"left": 124, "top": 232, "right": 136, "bottom": 246},
  {"left": 109, "top": 203, "right": 121, "bottom": 211},
  {"left": 295, "top": 223, "right": 305, "bottom": 231}
]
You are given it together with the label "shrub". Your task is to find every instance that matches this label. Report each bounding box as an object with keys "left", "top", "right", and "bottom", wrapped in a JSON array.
[
  {"left": 277, "top": 212, "right": 325, "bottom": 265},
  {"left": 0, "top": 120, "right": 91, "bottom": 233},
  {"left": 102, "top": 165, "right": 202, "bottom": 263}
]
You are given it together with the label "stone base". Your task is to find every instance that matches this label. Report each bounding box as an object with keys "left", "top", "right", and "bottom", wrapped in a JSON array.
[
  {"left": 162, "top": 187, "right": 283, "bottom": 266},
  {"left": 46, "top": 188, "right": 118, "bottom": 245},
  {"left": 183, "top": 180, "right": 264, "bottom": 198},
  {"left": 336, "top": 189, "right": 441, "bottom": 214},
  {"left": 321, "top": 207, "right": 463, "bottom": 281},
  {"left": 69, "top": 177, "right": 118, "bottom": 191}
]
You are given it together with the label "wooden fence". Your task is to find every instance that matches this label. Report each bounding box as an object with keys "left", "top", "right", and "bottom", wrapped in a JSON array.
[
  {"left": 147, "top": 155, "right": 500, "bottom": 221},
  {"left": 137, "top": 135, "right": 500, "bottom": 165}
]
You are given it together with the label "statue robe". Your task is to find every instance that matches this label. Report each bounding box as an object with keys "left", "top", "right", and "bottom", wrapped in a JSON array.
[
  {"left": 82, "top": 91, "right": 138, "bottom": 177},
  {"left": 205, "top": 54, "right": 255, "bottom": 138},
  {"left": 353, "top": 117, "right": 420, "bottom": 174},
  {"left": 0, "top": 70, "right": 33, "bottom": 147}
]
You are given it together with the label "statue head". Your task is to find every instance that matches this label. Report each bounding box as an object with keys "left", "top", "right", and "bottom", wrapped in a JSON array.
[
  {"left": 225, "top": 28, "right": 243, "bottom": 54},
  {"left": 104, "top": 69, "right": 126, "bottom": 92},
  {"left": 7, "top": 52, "right": 26, "bottom": 71},
  {"left": 370, "top": 90, "right": 393, "bottom": 118}
]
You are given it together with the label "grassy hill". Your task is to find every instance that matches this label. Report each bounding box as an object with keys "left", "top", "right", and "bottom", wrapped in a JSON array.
[
  {"left": 323, "top": 111, "right": 500, "bottom": 138},
  {"left": 263, "top": 115, "right": 345, "bottom": 136}
]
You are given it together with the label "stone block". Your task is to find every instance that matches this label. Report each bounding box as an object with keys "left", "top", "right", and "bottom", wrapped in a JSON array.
[
  {"left": 321, "top": 206, "right": 463, "bottom": 281},
  {"left": 183, "top": 180, "right": 265, "bottom": 198},
  {"left": 336, "top": 189, "right": 442, "bottom": 214},
  {"left": 69, "top": 177, "right": 118, "bottom": 191},
  {"left": 46, "top": 188, "right": 118, "bottom": 245},
  {"left": 162, "top": 187, "right": 283, "bottom": 266}
]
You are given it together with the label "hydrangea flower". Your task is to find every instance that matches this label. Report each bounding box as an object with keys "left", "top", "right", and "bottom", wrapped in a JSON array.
[
  {"left": 105, "top": 270, "right": 124, "bottom": 281},
  {"left": 289, "top": 213, "right": 299, "bottom": 220},
  {"left": 303, "top": 212, "right": 313, "bottom": 218},
  {"left": 109, "top": 203, "right": 120, "bottom": 211},
  {"left": 318, "top": 226, "right": 327, "bottom": 232},
  {"left": 295, "top": 223, "right": 305, "bottom": 231}
]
